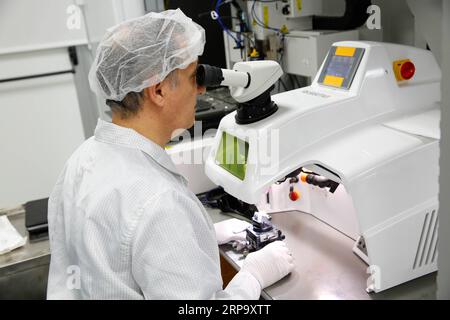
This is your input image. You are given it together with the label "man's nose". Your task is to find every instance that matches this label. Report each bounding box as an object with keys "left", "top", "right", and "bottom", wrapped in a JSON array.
[{"left": 197, "top": 85, "right": 206, "bottom": 95}]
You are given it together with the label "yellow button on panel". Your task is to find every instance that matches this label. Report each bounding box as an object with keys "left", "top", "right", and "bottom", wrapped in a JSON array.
[
  {"left": 323, "top": 75, "right": 344, "bottom": 87},
  {"left": 335, "top": 46, "right": 356, "bottom": 57}
]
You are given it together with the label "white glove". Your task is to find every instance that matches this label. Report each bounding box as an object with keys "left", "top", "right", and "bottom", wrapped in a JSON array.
[
  {"left": 240, "top": 241, "right": 294, "bottom": 289},
  {"left": 214, "top": 218, "right": 250, "bottom": 245}
]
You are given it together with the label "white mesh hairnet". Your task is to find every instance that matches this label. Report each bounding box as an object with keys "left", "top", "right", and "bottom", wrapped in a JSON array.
[{"left": 88, "top": 9, "right": 205, "bottom": 101}]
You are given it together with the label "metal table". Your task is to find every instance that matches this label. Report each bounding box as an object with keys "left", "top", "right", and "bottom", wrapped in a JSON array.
[
  {"left": 215, "top": 209, "right": 437, "bottom": 300},
  {"left": 0, "top": 211, "right": 50, "bottom": 299}
]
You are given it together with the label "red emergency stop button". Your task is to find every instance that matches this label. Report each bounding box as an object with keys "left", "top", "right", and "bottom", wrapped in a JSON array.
[
  {"left": 393, "top": 59, "right": 415, "bottom": 81},
  {"left": 289, "top": 190, "right": 300, "bottom": 201}
]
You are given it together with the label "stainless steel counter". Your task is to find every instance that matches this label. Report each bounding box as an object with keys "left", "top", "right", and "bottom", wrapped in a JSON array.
[
  {"left": 0, "top": 211, "right": 50, "bottom": 299},
  {"left": 0, "top": 207, "right": 437, "bottom": 299},
  {"left": 216, "top": 209, "right": 437, "bottom": 300}
]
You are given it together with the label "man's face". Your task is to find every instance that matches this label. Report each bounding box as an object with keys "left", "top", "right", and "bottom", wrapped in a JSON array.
[{"left": 163, "top": 60, "right": 205, "bottom": 133}]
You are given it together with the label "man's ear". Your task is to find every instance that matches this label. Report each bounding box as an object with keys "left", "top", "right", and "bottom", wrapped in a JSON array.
[{"left": 145, "top": 82, "right": 166, "bottom": 108}]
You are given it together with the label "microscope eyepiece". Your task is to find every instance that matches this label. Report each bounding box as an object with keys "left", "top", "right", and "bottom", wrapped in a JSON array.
[
  {"left": 196, "top": 64, "right": 224, "bottom": 87},
  {"left": 196, "top": 64, "right": 250, "bottom": 88}
]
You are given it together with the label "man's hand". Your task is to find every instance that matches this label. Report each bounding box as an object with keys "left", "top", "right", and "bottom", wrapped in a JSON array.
[
  {"left": 214, "top": 218, "right": 250, "bottom": 245},
  {"left": 240, "top": 241, "right": 294, "bottom": 289}
]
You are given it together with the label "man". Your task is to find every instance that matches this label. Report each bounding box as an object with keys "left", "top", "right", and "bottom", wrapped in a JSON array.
[{"left": 47, "top": 9, "right": 293, "bottom": 299}]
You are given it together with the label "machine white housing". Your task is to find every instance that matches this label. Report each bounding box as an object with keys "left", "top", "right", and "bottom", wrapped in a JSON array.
[
  {"left": 205, "top": 41, "right": 441, "bottom": 293},
  {"left": 229, "top": 60, "right": 283, "bottom": 103}
]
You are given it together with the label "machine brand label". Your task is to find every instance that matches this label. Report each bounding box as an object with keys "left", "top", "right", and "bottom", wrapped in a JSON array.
[{"left": 301, "top": 90, "right": 330, "bottom": 98}]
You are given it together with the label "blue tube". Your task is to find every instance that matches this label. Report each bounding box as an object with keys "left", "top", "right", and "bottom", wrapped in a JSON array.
[{"left": 215, "top": 0, "right": 242, "bottom": 47}]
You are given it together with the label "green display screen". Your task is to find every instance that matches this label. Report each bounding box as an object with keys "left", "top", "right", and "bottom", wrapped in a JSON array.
[{"left": 215, "top": 132, "right": 249, "bottom": 180}]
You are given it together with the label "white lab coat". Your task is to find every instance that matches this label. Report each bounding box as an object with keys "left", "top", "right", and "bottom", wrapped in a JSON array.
[{"left": 47, "top": 119, "right": 261, "bottom": 299}]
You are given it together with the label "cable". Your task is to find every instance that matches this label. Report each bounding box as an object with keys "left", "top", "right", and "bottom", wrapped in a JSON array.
[
  {"left": 199, "top": 11, "right": 251, "bottom": 47},
  {"left": 215, "top": 0, "right": 242, "bottom": 46},
  {"left": 294, "top": 75, "right": 302, "bottom": 88},
  {"left": 289, "top": 74, "right": 296, "bottom": 89},
  {"left": 251, "top": 2, "right": 279, "bottom": 31},
  {"left": 278, "top": 77, "right": 288, "bottom": 91},
  {"left": 229, "top": 0, "right": 255, "bottom": 47},
  {"left": 250, "top": 0, "right": 282, "bottom": 32},
  {"left": 277, "top": 33, "right": 285, "bottom": 66},
  {"left": 218, "top": 16, "right": 255, "bottom": 46},
  {"left": 240, "top": 32, "right": 256, "bottom": 47},
  {"left": 207, "top": 0, "right": 256, "bottom": 51}
]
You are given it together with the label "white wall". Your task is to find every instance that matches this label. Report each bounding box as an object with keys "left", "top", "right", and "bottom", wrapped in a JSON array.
[{"left": 0, "top": 71, "right": 86, "bottom": 208}]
